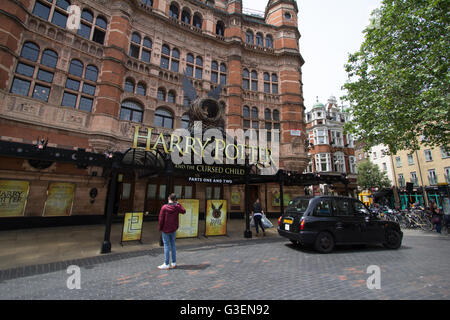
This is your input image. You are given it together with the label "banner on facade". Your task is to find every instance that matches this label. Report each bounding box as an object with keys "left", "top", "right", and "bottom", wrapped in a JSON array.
[
  {"left": 205, "top": 200, "right": 227, "bottom": 236},
  {"left": 0, "top": 180, "right": 30, "bottom": 217},
  {"left": 121, "top": 212, "right": 144, "bottom": 243},
  {"left": 43, "top": 182, "right": 75, "bottom": 216},
  {"left": 176, "top": 199, "right": 199, "bottom": 239}
]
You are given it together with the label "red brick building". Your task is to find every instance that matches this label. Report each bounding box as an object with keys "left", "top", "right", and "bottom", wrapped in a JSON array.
[
  {"left": 0, "top": 0, "right": 307, "bottom": 226},
  {"left": 304, "top": 96, "right": 358, "bottom": 196}
]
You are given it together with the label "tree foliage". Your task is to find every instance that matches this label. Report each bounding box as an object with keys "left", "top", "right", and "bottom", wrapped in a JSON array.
[
  {"left": 342, "top": 0, "right": 449, "bottom": 154},
  {"left": 357, "top": 161, "right": 391, "bottom": 191}
]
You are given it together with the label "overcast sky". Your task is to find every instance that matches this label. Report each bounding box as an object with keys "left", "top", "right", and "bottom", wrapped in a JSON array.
[{"left": 243, "top": 0, "right": 382, "bottom": 110}]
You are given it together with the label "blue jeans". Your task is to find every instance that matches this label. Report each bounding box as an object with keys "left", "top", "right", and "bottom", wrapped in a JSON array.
[
  {"left": 254, "top": 214, "right": 265, "bottom": 234},
  {"left": 161, "top": 232, "right": 176, "bottom": 265}
]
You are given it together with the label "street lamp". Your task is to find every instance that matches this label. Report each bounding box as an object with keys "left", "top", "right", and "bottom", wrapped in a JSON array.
[{"left": 101, "top": 151, "right": 123, "bottom": 254}]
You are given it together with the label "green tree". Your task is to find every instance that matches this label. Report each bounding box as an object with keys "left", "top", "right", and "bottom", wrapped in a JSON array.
[
  {"left": 357, "top": 161, "right": 391, "bottom": 191},
  {"left": 342, "top": 0, "right": 449, "bottom": 154}
]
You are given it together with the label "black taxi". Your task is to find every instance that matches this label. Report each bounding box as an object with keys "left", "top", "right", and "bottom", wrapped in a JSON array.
[{"left": 277, "top": 196, "right": 403, "bottom": 253}]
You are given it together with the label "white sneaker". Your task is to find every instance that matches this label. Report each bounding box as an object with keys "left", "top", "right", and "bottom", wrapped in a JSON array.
[
  {"left": 158, "top": 263, "right": 170, "bottom": 270},
  {"left": 170, "top": 263, "right": 176, "bottom": 269}
]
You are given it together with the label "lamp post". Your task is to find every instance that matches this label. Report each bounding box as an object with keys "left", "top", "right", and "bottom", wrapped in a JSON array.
[
  {"left": 101, "top": 151, "right": 123, "bottom": 254},
  {"left": 244, "top": 158, "right": 252, "bottom": 238}
]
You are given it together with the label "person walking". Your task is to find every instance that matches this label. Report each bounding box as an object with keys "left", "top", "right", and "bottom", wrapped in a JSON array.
[
  {"left": 430, "top": 201, "right": 443, "bottom": 234},
  {"left": 158, "top": 193, "right": 186, "bottom": 270},
  {"left": 252, "top": 197, "right": 265, "bottom": 237}
]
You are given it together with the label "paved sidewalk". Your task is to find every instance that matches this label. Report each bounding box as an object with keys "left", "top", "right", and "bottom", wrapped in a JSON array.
[{"left": 0, "top": 218, "right": 279, "bottom": 271}]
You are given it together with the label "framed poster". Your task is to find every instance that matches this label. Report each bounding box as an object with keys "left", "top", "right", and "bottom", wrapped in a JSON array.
[
  {"left": 43, "top": 182, "right": 75, "bottom": 216},
  {"left": 0, "top": 180, "right": 30, "bottom": 217},
  {"left": 231, "top": 192, "right": 241, "bottom": 205},
  {"left": 176, "top": 199, "right": 199, "bottom": 239},
  {"left": 121, "top": 212, "right": 144, "bottom": 244},
  {"left": 272, "top": 192, "right": 291, "bottom": 207},
  {"left": 205, "top": 200, "right": 227, "bottom": 236}
]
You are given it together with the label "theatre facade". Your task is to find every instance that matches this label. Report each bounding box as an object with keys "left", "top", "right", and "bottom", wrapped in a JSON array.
[{"left": 0, "top": 0, "right": 309, "bottom": 229}]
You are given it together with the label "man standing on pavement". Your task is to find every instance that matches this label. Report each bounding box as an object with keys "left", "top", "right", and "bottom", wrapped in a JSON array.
[
  {"left": 252, "top": 197, "right": 265, "bottom": 237},
  {"left": 158, "top": 193, "right": 186, "bottom": 270}
]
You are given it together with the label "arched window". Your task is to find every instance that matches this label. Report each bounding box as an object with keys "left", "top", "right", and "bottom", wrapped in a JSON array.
[
  {"left": 193, "top": 13, "right": 202, "bottom": 29},
  {"left": 157, "top": 87, "right": 166, "bottom": 101},
  {"left": 243, "top": 106, "right": 250, "bottom": 119},
  {"left": 246, "top": 30, "right": 254, "bottom": 44},
  {"left": 271, "top": 73, "right": 278, "bottom": 94},
  {"left": 265, "top": 35, "right": 273, "bottom": 48},
  {"left": 10, "top": 42, "right": 58, "bottom": 102},
  {"left": 265, "top": 109, "right": 280, "bottom": 142},
  {"left": 181, "top": 8, "right": 191, "bottom": 24},
  {"left": 263, "top": 72, "right": 270, "bottom": 93},
  {"left": 120, "top": 100, "right": 143, "bottom": 123},
  {"left": 160, "top": 44, "right": 170, "bottom": 69},
  {"left": 68, "top": 59, "right": 84, "bottom": 77},
  {"left": 32, "top": 0, "right": 71, "bottom": 29},
  {"left": 129, "top": 32, "right": 141, "bottom": 59},
  {"left": 168, "top": 90, "right": 176, "bottom": 103},
  {"left": 216, "top": 21, "right": 225, "bottom": 36},
  {"left": 61, "top": 60, "right": 97, "bottom": 112},
  {"left": 169, "top": 3, "right": 179, "bottom": 19},
  {"left": 171, "top": 48, "right": 180, "bottom": 72},
  {"left": 154, "top": 108, "right": 174, "bottom": 129},
  {"left": 251, "top": 107, "right": 258, "bottom": 120},
  {"left": 141, "top": 0, "right": 153, "bottom": 7},
  {"left": 124, "top": 78, "right": 135, "bottom": 93},
  {"left": 20, "top": 42, "right": 40, "bottom": 62},
  {"left": 219, "top": 63, "right": 227, "bottom": 85},
  {"left": 181, "top": 114, "right": 190, "bottom": 129},
  {"left": 251, "top": 70, "right": 258, "bottom": 91},
  {"left": 195, "top": 56, "right": 203, "bottom": 79},
  {"left": 242, "top": 69, "right": 249, "bottom": 90},
  {"left": 265, "top": 108, "right": 271, "bottom": 121},
  {"left": 85, "top": 65, "right": 98, "bottom": 82},
  {"left": 41, "top": 49, "right": 58, "bottom": 68},
  {"left": 137, "top": 82, "right": 146, "bottom": 96},
  {"left": 256, "top": 33, "right": 264, "bottom": 46}
]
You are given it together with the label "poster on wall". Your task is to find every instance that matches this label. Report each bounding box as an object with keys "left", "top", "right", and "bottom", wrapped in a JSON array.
[
  {"left": 0, "top": 180, "right": 30, "bottom": 217},
  {"left": 176, "top": 199, "right": 199, "bottom": 239},
  {"left": 121, "top": 212, "right": 144, "bottom": 244},
  {"left": 205, "top": 200, "right": 227, "bottom": 236},
  {"left": 231, "top": 192, "right": 241, "bottom": 205},
  {"left": 272, "top": 192, "right": 292, "bottom": 207},
  {"left": 43, "top": 182, "right": 75, "bottom": 216}
]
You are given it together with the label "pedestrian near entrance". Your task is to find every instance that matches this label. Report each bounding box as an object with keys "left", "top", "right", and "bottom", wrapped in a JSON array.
[
  {"left": 158, "top": 193, "right": 186, "bottom": 270},
  {"left": 252, "top": 198, "right": 265, "bottom": 236},
  {"left": 430, "top": 201, "right": 443, "bottom": 234}
]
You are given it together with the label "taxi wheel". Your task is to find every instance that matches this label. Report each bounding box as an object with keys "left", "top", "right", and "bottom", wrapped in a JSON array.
[
  {"left": 383, "top": 230, "right": 402, "bottom": 249},
  {"left": 314, "top": 232, "right": 335, "bottom": 253}
]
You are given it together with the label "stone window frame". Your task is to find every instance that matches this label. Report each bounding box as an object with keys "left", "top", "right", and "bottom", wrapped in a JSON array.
[
  {"left": 185, "top": 53, "right": 203, "bottom": 80},
  {"left": 10, "top": 41, "right": 58, "bottom": 103},
  {"left": 77, "top": 7, "right": 108, "bottom": 45},
  {"left": 263, "top": 72, "right": 278, "bottom": 94},
  {"left": 154, "top": 107, "right": 175, "bottom": 129},
  {"left": 211, "top": 61, "right": 227, "bottom": 85},
  {"left": 61, "top": 59, "right": 98, "bottom": 112},
  {"left": 264, "top": 108, "right": 280, "bottom": 142},
  {"left": 129, "top": 32, "right": 153, "bottom": 63},
  {"left": 32, "top": 0, "right": 71, "bottom": 30}
]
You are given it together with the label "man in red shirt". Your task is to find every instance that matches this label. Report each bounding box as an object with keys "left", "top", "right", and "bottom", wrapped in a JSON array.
[{"left": 158, "top": 193, "right": 186, "bottom": 270}]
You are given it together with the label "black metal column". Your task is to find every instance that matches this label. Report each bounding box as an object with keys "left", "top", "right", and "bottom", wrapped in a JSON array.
[
  {"left": 244, "top": 161, "right": 252, "bottom": 238},
  {"left": 279, "top": 172, "right": 285, "bottom": 217}
]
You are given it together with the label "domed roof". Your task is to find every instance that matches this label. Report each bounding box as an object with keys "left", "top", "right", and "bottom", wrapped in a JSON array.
[{"left": 312, "top": 101, "right": 325, "bottom": 109}]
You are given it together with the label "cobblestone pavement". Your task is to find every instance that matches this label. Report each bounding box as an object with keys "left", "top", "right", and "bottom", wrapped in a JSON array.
[{"left": 0, "top": 230, "right": 449, "bottom": 300}]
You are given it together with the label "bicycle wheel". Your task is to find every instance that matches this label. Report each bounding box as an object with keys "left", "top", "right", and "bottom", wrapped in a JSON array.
[{"left": 421, "top": 219, "right": 433, "bottom": 231}]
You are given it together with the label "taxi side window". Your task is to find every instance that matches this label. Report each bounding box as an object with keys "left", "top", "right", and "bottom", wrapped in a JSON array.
[
  {"left": 334, "top": 199, "right": 351, "bottom": 216},
  {"left": 353, "top": 201, "right": 370, "bottom": 216},
  {"left": 314, "top": 200, "right": 332, "bottom": 216}
]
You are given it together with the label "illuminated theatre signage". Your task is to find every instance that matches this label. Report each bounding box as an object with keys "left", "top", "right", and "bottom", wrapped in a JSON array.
[{"left": 131, "top": 125, "right": 279, "bottom": 174}]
